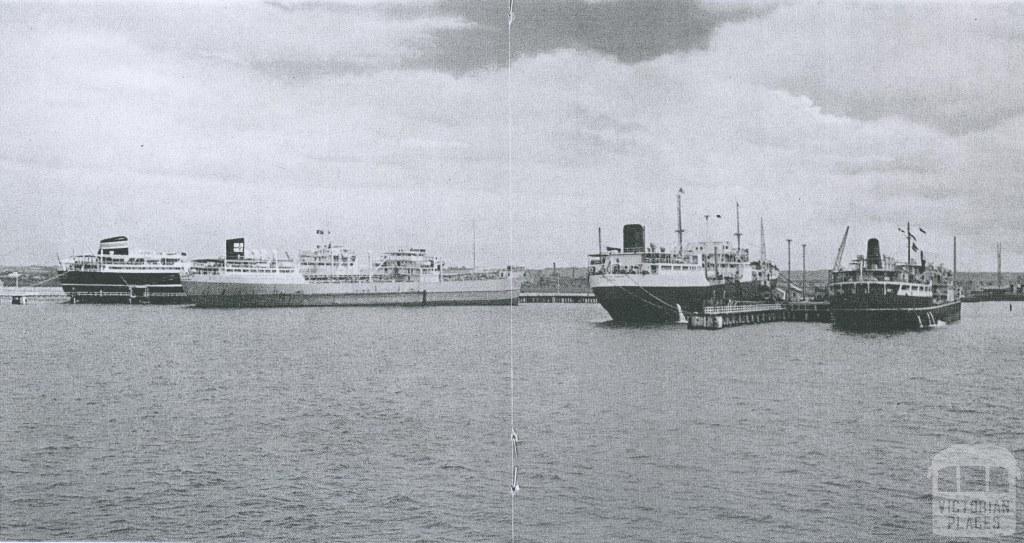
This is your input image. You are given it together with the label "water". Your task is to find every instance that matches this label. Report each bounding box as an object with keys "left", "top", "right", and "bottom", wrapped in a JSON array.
[{"left": 1, "top": 302, "right": 1022, "bottom": 541}]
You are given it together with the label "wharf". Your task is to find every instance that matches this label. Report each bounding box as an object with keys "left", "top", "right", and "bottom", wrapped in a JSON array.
[
  {"left": 688, "top": 301, "right": 831, "bottom": 329},
  {"left": 520, "top": 292, "right": 597, "bottom": 303},
  {"left": 5, "top": 287, "right": 69, "bottom": 304},
  {"left": 962, "top": 293, "right": 1024, "bottom": 303}
]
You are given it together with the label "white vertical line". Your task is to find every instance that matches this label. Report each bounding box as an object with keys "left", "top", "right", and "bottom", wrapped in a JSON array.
[{"left": 508, "top": 2, "right": 516, "bottom": 541}]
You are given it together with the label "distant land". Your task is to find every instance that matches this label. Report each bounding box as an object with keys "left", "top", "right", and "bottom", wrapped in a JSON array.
[{"left": 2, "top": 264, "right": 1023, "bottom": 294}]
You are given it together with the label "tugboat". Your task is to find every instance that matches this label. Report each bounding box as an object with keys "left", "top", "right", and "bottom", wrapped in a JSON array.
[
  {"left": 828, "top": 226, "right": 961, "bottom": 330},
  {"left": 588, "top": 192, "right": 778, "bottom": 323}
]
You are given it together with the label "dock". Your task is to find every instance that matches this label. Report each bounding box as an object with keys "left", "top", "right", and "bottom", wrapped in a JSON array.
[
  {"left": 688, "top": 301, "right": 831, "bottom": 329},
  {"left": 519, "top": 292, "right": 597, "bottom": 303},
  {"left": 4, "top": 287, "right": 69, "bottom": 304}
]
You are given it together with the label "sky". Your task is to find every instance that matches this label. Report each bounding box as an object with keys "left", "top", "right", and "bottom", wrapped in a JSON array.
[{"left": 2, "top": 1, "right": 1023, "bottom": 271}]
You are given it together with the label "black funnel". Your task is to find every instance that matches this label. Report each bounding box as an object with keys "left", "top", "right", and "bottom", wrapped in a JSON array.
[
  {"left": 623, "top": 224, "right": 645, "bottom": 253},
  {"left": 866, "top": 238, "right": 882, "bottom": 269},
  {"left": 226, "top": 238, "right": 245, "bottom": 260}
]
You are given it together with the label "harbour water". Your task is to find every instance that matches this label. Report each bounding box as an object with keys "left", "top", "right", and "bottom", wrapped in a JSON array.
[{"left": 1, "top": 302, "right": 1022, "bottom": 541}]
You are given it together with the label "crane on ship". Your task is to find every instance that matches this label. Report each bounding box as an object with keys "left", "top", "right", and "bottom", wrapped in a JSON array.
[{"left": 831, "top": 226, "right": 850, "bottom": 278}]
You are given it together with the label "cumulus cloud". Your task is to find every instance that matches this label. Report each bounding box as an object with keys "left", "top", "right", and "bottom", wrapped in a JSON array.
[{"left": 0, "top": 1, "right": 1022, "bottom": 271}]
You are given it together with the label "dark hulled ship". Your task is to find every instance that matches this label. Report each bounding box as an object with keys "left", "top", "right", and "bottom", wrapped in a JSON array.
[
  {"left": 828, "top": 236, "right": 961, "bottom": 330},
  {"left": 588, "top": 193, "right": 778, "bottom": 322},
  {"left": 58, "top": 236, "right": 190, "bottom": 304}
]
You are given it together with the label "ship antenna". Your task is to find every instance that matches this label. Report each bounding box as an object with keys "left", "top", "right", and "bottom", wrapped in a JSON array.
[{"left": 675, "top": 188, "right": 685, "bottom": 254}]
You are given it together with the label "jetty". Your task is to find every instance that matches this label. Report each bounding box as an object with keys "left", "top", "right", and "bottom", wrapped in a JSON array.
[
  {"left": 4, "top": 287, "right": 69, "bottom": 304},
  {"left": 687, "top": 301, "right": 831, "bottom": 329}
]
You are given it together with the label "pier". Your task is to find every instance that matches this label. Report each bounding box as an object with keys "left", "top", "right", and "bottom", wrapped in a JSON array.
[
  {"left": 687, "top": 301, "right": 832, "bottom": 329},
  {"left": 4, "top": 287, "right": 69, "bottom": 304},
  {"left": 519, "top": 292, "right": 597, "bottom": 304}
]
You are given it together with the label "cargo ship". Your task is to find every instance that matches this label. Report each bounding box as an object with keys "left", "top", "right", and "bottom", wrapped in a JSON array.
[
  {"left": 181, "top": 238, "right": 520, "bottom": 308},
  {"left": 828, "top": 229, "right": 961, "bottom": 331},
  {"left": 58, "top": 236, "right": 190, "bottom": 304},
  {"left": 589, "top": 193, "right": 778, "bottom": 322}
]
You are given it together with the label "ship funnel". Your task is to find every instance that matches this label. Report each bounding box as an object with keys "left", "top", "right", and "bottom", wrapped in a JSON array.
[
  {"left": 623, "top": 224, "right": 645, "bottom": 253},
  {"left": 226, "top": 238, "right": 245, "bottom": 260},
  {"left": 866, "top": 238, "right": 882, "bottom": 269},
  {"left": 98, "top": 236, "right": 129, "bottom": 255}
]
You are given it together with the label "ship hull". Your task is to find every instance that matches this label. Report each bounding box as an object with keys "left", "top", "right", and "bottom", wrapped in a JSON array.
[
  {"left": 590, "top": 279, "right": 769, "bottom": 323},
  {"left": 59, "top": 271, "right": 187, "bottom": 304},
  {"left": 181, "top": 277, "right": 519, "bottom": 308},
  {"left": 831, "top": 300, "right": 961, "bottom": 331}
]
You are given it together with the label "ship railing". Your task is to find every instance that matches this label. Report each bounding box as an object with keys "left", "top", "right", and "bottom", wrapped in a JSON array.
[
  {"left": 188, "top": 262, "right": 299, "bottom": 275},
  {"left": 441, "top": 271, "right": 511, "bottom": 281},
  {"left": 64, "top": 262, "right": 187, "bottom": 272},
  {"left": 301, "top": 269, "right": 513, "bottom": 283}
]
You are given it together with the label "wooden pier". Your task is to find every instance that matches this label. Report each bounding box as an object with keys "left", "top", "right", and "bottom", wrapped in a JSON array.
[
  {"left": 688, "top": 301, "right": 831, "bottom": 329},
  {"left": 519, "top": 292, "right": 597, "bottom": 303}
]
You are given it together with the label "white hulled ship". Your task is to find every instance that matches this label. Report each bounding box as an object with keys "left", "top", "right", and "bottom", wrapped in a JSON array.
[
  {"left": 58, "top": 236, "right": 190, "bottom": 304},
  {"left": 589, "top": 193, "right": 778, "bottom": 322},
  {"left": 181, "top": 237, "right": 520, "bottom": 308}
]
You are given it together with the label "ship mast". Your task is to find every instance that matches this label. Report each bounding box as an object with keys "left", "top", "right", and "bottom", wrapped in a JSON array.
[
  {"left": 675, "top": 188, "right": 685, "bottom": 254},
  {"left": 906, "top": 221, "right": 912, "bottom": 281},
  {"left": 759, "top": 217, "right": 766, "bottom": 271},
  {"left": 734, "top": 201, "right": 742, "bottom": 252},
  {"left": 997, "top": 242, "right": 1002, "bottom": 288}
]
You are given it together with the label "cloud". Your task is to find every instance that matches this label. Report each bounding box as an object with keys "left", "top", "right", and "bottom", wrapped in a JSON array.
[
  {"left": 1, "top": 1, "right": 1023, "bottom": 271},
  {"left": 704, "top": 3, "right": 1024, "bottom": 135},
  {"left": 414, "top": 0, "right": 771, "bottom": 74}
]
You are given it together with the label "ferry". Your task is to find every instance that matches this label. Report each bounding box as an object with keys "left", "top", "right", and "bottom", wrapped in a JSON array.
[
  {"left": 58, "top": 236, "right": 189, "bottom": 304},
  {"left": 589, "top": 193, "right": 778, "bottom": 322},
  {"left": 828, "top": 231, "right": 961, "bottom": 330},
  {"left": 181, "top": 238, "right": 520, "bottom": 308}
]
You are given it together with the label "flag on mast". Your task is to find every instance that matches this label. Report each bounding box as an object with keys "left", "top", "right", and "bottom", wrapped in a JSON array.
[
  {"left": 898, "top": 227, "right": 917, "bottom": 240},
  {"left": 508, "top": 0, "right": 515, "bottom": 27}
]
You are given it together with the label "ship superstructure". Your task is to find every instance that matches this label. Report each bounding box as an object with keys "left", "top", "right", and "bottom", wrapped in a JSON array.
[{"left": 58, "top": 236, "right": 190, "bottom": 304}]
